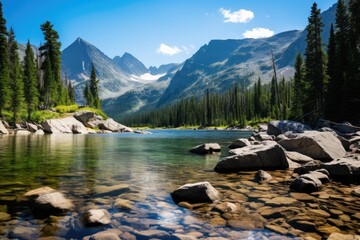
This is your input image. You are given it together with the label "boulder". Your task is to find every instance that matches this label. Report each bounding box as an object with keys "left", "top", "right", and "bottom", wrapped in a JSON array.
[
  {"left": 294, "top": 158, "right": 360, "bottom": 183},
  {"left": 171, "top": 181, "right": 221, "bottom": 204},
  {"left": 61, "top": 117, "right": 88, "bottom": 134},
  {"left": 327, "top": 232, "right": 360, "bottom": 240},
  {"left": 278, "top": 131, "right": 346, "bottom": 161},
  {"left": 26, "top": 123, "right": 38, "bottom": 133},
  {"left": 82, "top": 209, "right": 111, "bottom": 226},
  {"left": 0, "top": 121, "right": 9, "bottom": 134},
  {"left": 23, "top": 187, "right": 74, "bottom": 218},
  {"left": 98, "top": 118, "right": 133, "bottom": 132},
  {"left": 15, "top": 129, "right": 32, "bottom": 135},
  {"left": 83, "top": 229, "right": 122, "bottom": 240},
  {"left": 254, "top": 170, "right": 273, "bottom": 183},
  {"left": 285, "top": 151, "right": 314, "bottom": 164},
  {"left": 41, "top": 117, "right": 88, "bottom": 134},
  {"left": 190, "top": 143, "right": 221, "bottom": 154},
  {"left": 73, "top": 111, "right": 95, "bottom": 125},
  {"left": 290, "top": 173, "right": 323, "bottom": 193},
  {"left": 352, "top": 187, "right": 360, "bottom": 197},
  {"left": 267, "top": 120, "right": 311, "bottom": 136},
  {"left": 215, "top": 141, "right": 288, "bottom": 173},
  {"left": 228, "top": 139, "right": 251, "bottom": 149}
]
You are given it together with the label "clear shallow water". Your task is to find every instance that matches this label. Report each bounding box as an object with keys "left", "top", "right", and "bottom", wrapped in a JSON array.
[{"left": 0, "top": 130, "right": 294, "bottom": 239}]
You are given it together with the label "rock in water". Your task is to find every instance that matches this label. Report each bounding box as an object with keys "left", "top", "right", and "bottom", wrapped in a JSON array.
[
  {"left": 327, "top": 232, "right": 360, "bottom": 240},
  {"left": 228, "top": 139, "right": 251, "bottom": 149},
  {"left": 41, "top": 117, "right": 88, "bottom": 134},
  {"left": 83, "top": 209, "right": 111, "bottom": 226},
  {"left": 171, "top": 181, "right": 221, "bottom": 204},
  {"left": 267, "top": 120, "right": 311, "bottom": 136},
  {"left": 98, "top": 118, "right": 133, "bottom": 132},
  {"left": 215, "top": 141, "right": 288, "bottom": 173},
  {"left": 0, "top": 121, "right": 9, "bottom": 134},
  {"left": 189, "top": 143, "right": 221, "bottom": 154},
  {"left": 23, "top": 187, "right": 74, "bottom": 218},
  {"left": 254, "top": 170, "right": 273, "bottom": 183},
  {"left": 278, "top": 131, "right": 346, "bottom": 161}
]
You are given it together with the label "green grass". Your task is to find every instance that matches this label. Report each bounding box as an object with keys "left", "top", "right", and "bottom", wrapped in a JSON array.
[
  {"left": 30, "top": 111, "right": 61, "bottom": 123},
  {"left": 54, "top": 104, "right": 79, "bottom": 113}
]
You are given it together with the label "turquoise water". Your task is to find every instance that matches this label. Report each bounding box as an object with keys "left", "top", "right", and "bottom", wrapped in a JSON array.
[{"left": 0, "top": 130, "right": 293, "bottom": 239}]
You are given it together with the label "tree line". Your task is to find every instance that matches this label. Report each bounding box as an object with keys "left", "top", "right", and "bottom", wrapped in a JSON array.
[
  {"left": 0, "top": 2, "right": 101, "bottom": 123},
  {"left": 122, "top": 0, "right": 360, "bottom": 127}
]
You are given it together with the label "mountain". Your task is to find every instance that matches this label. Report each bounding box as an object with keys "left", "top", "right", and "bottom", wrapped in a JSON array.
[
  {"left": 157, "top": 2, "right": 337, "bottom": 107},
  {"left": 149, "top": 63, "right": 179, "bottom": 75},
  {"left": 102, "top": 63, "right": 182, "bottom": 118},
  {"left": 158, "top": 30, "right": 302, "bottom": 107},
  {"left": 113, "top": 52, "right": 148, "bottom": 76},
  {"left": 61, "top": 38, "right": 141, "bottom": 103},
  {"left": 277, "top": 2, "right": 337, "bottom": 68}
]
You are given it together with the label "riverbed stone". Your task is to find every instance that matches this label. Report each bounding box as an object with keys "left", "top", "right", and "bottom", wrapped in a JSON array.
[
  {"left": 267, "top": 120, "right": 311, "bottom": 136},
  {"left": 0, "top": 212, "right": 10, "bottom": 221},
  {"left": 135, "top": 230, "right": 170, "bottom": 239},
  {"left": 172, "top": 233, "right": 198, "bottom": 240},
  {"left": 327, "top": 232, "right": 360, "bottom": 240},
  {"left": 212, "top": 202, "right": 238, "bottom": 214},
  {"left": 83, "top": 209, "right": 111, "bottom": 226},
  {"left": 215, "top": 141, "right": 288, "bottom": 173},
  {"left": 265, "top": 224, "right": 288, "bottom": 235},
  {"left": 190, "top": 143, "right": 221, "bottom": 154},
  {"left": 254, "top": 170, "right": 273, "bottom": 183},
  {"left": 9, "top": 226, "right": 38, "bottom": 240},
  {"left": 264, "top": 197, "right": 299, "bottom": 206},
  {"left": 289, "top": 192, "right": 316, "bottom": 201},
  {"left": 290, "top": 174, "right": 322, "bottom": 193},
  {"left": 114, "top": 198, "right": 135, "bottom": 211},
  {"left": 352, "top": 187, "right": 360, "bottom": 197},
  {"left": 278, "top": 131, "right": 346, "bottom": 161},
  {"left": 83, "top": 229, "right": 122, "bottom": 240},
  {"left": 228, "top": 139, "right": 251, "bottom": 149},
  {"left": 95, "top": 184, "right": 130, "bottom": 196},
  {"left": 171, "top": 181, "right": 221, "bottom": 204}
]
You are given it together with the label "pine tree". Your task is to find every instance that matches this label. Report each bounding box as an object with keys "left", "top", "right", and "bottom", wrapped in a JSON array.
[
  {"left": 89, "top": 63, "right": 101, "bottom": 109},
  {"left": 23, "top": 41, "right": 39, "bottom": 120},
  {"left": 0, "top": 2, "right": 9, "bottom": 116},
  {"left": 303, "top": 3, "right": 326, "bottom": 123},
  {"left": 325, "top": 24, "right": 339, "bottom": 120},
  {"left": 39, "top": 21, "right": 63, "bottom": 107},
  {"left": 291, "top": 53, "right": 305, "bottom": 121},
  {"left": 8, "top": 28, "right": 24, "bottom": 122},
  {"left": 84, "top": 82, "right": 92, "bottom": 107}
]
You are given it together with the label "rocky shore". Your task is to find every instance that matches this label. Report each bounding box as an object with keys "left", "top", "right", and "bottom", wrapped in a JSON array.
[{"left": 0, "top": 110, "right": 134, "bottom": 135}]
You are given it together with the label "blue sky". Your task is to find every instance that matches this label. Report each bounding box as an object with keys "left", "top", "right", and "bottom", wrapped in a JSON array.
[{"left": 3, "top": 0, "right": 336, "bottom": 67}]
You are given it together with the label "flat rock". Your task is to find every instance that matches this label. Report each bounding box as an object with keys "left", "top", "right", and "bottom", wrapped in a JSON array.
[
  {"left": 24, "top": 186, "right": 56, "bottom": 197},
  {"left": 83, "top": 209, "right": 111, "bottom": 226},
  {"left": 265, "top": 224, "right": 288, "bottom": 235},
  {"left": 172, "top": 233, "right": 198, "bottom": 240},
  {"left": 289, "top": 193, "right": 316, "bottom": 201},
  {"left": 215, "top": 141, "right": 288, "bottom": 173},
  {"left": 98, "top": 118, "right": 133, "bottom": 132},
  {"left": 307, "top": 209, "right": 330, "bottom": 218},
  {"left": 352, "top": 187, "right": 360, "bottom": 197},
  {"left": 228, "top": 138, "right": 251, "bottom": 149},
  {"left": 290, "top": 174, "right": 322, "bottom": 193},
  {"left": 327, "top": 232, "right": 360, "bottom": 240},
  {"left": 190, "top": 143, "right": 221, "bottom": 154},
  {"left": 15, "top": 129, "right": 32, "bottom": 135},
  {"left": 9, "top": 226, "right": 38, "bottom": 240},
  {"left": 41, "top": 117, "right": 88, "bottom": 134},
  {"left": 135, "top": 230, "right": 170, "bottom": 238},
  {"left": 264, "top": 197, "right": 299, "bottom": 206},
  {"left": 267, "top": 120, "right": 311, "bottom": 136},
  {"left": 95, "top": 184, "right": 130, "bottom": 196},
  {"left": 279, "top": 131, "right": 346, "bottom": 161},
  {"left": 34, "top": 192, "right": 74, "bottom": 217},
  {"left": 114, "top": 198, "right": 135, "bottom": 211},
  {"left": 212, "top": 202, "right": 238, "bottom": 214},
  {"left": 285, "top": 151, "right": 314, "bottom": 163},
  {"left": 83, "top": 229, "right": 122, "bottom": 240},
  {"left": 171, "top": 181, "right": 221, "bottom": 204},
  {"left": 0, "top": 212, "right": 11, "bottom": 222}
]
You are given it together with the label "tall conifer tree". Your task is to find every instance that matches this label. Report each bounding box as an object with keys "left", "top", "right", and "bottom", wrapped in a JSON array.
[
  {"left": 8, "top": 28, "right": 24, "bottom": 122},
  {"left": 23, "top": 41, "right": 39, "bottom": 120},
  {"left": 304, "top": 3, "right": 326, "bottom": 123},
  {"left": 89, "top": 63, "right": 101, "bottom": 109},
  {"left": 0, "top": 2, "right": 9, "bottom": 116}
]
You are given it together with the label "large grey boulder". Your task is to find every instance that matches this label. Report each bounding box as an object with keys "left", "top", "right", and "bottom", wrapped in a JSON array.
[
  {"left": 26, "top": 123, "right": 38, "bottom": 133},
  {"left": 23, "top": 187, "right": 74, "bottom": 218},
  {"left": 290, "top": 169, "right": 330, "bottom": 193},
  {"left": 73, "top": 111, "right": 95, "bottom": 125},
  {"left": 98, "top": 118, "right": 133, "bottom": 132},
  {"left": 41, "top": 117, "right": 88, "bottom": 134},
  {"left": 278, "top": 131, "right": 346, "bottom": 162},
  {"left": 228, "top": 138, "right": 251, "bottom": 149},
  {"left": 171, "top": 181, "right": 221, "bottom": 204},
  {"left": 0, "top": 121, "right": 9, "bottom": 134},
  {"left": 190, "top": 143, "right": 221, "bottom": 154},
  {"left": 267, "top": 120, "right": 311, "bottom": 136},
  {"left": 215, "top": 141, "right": 288, "bottom": 173},
  {"left": 294, "top": 158, "right": 360, "bottom": 183},
  {"left": 285, "top": 151, "right": 314, "bottom": 164},
  {"left": 317, "top": 118, "right": 360, "bottom": 134}
]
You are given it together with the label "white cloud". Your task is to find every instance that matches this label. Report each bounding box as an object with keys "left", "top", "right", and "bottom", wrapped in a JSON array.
[
  {"left": 219, "top": 8, "right": 254, "bottom": 23},
  {"left": 156, "top": 43, "right": 181, "bottom": 56},
  {"left": 242, "top": 28, "right": 275, "bottom": 39}
]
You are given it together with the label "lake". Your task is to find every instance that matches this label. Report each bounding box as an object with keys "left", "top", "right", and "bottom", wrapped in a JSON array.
[{"left": 0, "top": 130, "right": 296, "bottom": 239}]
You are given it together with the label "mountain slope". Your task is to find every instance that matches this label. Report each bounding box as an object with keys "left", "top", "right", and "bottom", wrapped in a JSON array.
[
  {"left": 113, "top": 52, "right": 148, "bottom": 76},
  {"left": 61, "top": 38, "right": 141, "bottom": 103},
  {"left": 102, "top": 64, "right": 182, "bottom": 118},
  {"left": 158, "top": 30, "right": 302, "bottom": 107}
]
